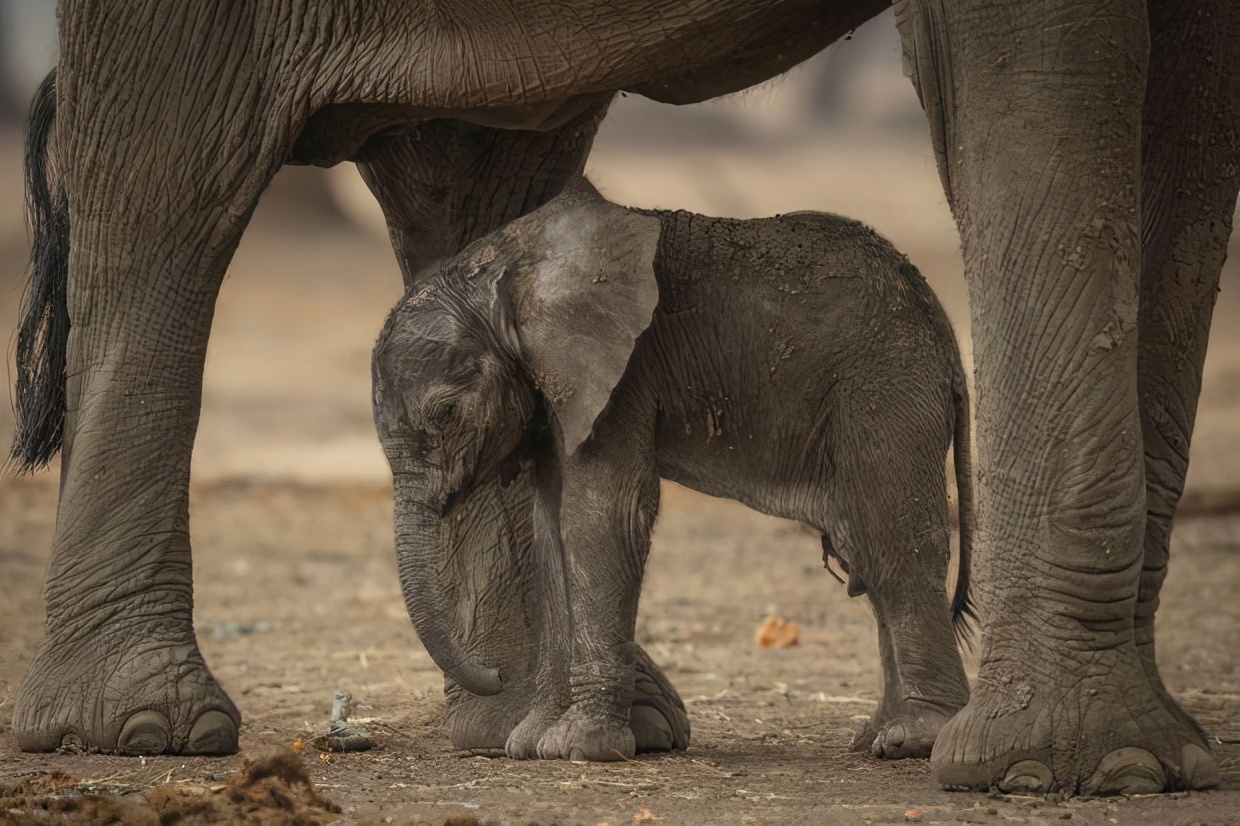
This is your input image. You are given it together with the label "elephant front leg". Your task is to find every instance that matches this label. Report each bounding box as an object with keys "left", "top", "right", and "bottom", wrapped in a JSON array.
[
  {"left": 1134, "top": 0, "right": 1240, "bottom": 742},
  {"left": 534, "top": 447, "right": 662, "bottom": 762},
  {"left": 503, "top": 464, "right": 573, "bottom": 759},
  {"left": 896, "top": 0, "right": 1216, "bottom": 794},
  {"left": 507, "top": 459, "right": 689, "bottom": 760}
]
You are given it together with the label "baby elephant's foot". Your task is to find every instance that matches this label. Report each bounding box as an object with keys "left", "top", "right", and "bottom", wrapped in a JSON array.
[
  {"left": 537, "top": 707, "right": 635, "bottom": 762},
  {"left": 852, "top": 699, "right": 958, "bottom": 760},
  {"left": 506, "top": 705, "right": 564, "bottom": 759}
]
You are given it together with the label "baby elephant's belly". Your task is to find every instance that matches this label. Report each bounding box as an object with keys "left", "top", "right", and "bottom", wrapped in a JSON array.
[{"left": 652, "top": 402, "right": 841, "bottom": 527}]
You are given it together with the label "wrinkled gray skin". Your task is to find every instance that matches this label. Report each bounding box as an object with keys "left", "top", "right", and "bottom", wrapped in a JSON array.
[
  {"left": 9, "top": 0, "right": 1237, "bottom": 795},
  {"left": 373, "top": 178, "right": 975, "bottom": 762}
]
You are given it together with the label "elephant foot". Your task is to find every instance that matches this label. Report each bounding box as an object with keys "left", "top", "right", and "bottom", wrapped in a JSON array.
[
  {"left": 13, "top": 631, "right": 239, "bottom": 755},
  {"left": 537, "top": 706, "right": 635, "bottom": 762},
  {"left": 631, "top": 644, "right": 690, "bottom": 753},
  {"left": 850, "top": 697, "right": 959, "bottom": 760},
  {"left": 931, "top": 651, "right": 1217, "bottom": 795},
  {"left": 506, "top": 650, "right": 689, "bottom": 759},
  {"left": 506, "top": 704, "right": 563, "bottom": 759},
  {"left": 451, "top": 644, "right": 689, "bottom": 756},
  {"left": 1137, "top": 647, "right": 1210, "bottom": 745},
  {"left": 445, "top": 678, "right": 535, "bottom": 752}
]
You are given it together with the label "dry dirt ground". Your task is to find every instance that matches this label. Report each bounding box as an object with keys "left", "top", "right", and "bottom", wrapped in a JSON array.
[{"left": 1, "top": 92, "right": 1239, "bottom": 825}]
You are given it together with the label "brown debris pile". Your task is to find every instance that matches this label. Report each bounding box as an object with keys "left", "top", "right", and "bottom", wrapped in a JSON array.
[
  {"left": 0, "top": 771, "right": 142, "bottom": 825},
  {"left": 0, "top": 750, "right": 340, "bottom": 826}
]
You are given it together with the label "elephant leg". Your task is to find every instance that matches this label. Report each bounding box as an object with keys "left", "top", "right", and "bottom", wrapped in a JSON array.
[
  {"left": 12, "top": 45, "right": 291, "bottom": 753},
  {"left": 355, "top": 111, "right": 688, "bottom": 754},
  {"left": 833, "top": 419, "right": 970, "bottom": 760},
  {"left": 505, "top": 460, "right": 688, "bottom": 760},
  {"left": 355, "top": 108, "right": 609, "bottom": 285},
  {"left": 853, "top": 592, "right": 968, "bottom": 760},
  {"left": 535, "top": 444, "right": 661, "bottom": 762},
  {"left": 897, "top": 0, "right": 1216, "bottom": 794},
  {"left": 1134, "top": 0, "right": 1240, "bottom": 738}
]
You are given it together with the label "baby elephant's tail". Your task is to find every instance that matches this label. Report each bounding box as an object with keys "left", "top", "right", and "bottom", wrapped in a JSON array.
[{"left": 949, "top": 363, "right": 978, "bottom": 649}]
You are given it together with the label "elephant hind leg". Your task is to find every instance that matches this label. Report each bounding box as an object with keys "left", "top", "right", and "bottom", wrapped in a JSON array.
[
  {"left": 821, "top": 393, "right": 970, "bottom": 760},
  {"left": 1134, "top": 0, "right": 1240, "bottom": 742},
  {"left": 630, "top": 645, "right": 691, "bottom": 753},
  {"left": 13, "top": 21, "right": 299, "bottom": 753},
  {"left": 830, "top": 475, "right": 970, "bottom": 760},
  {"left": 13, "top": 144, "right": 285, "bottom": 754}
]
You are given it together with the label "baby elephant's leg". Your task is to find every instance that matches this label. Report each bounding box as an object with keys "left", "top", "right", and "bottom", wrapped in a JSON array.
[
  {"left": 535, "top": 445, "right": 662, "bottom": 761},
  {"left": 855, "top": 580, "right": 968, "bottom": 759},
  {"left": 832, "top": 446, "right": 970, "bottom": 759}
]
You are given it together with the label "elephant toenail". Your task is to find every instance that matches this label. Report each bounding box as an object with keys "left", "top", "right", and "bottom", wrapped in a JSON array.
[
  {"left": 118, "top": 710, "right": 171, "bottom": 755},
  {"left": 630, "top": 704, "right": 674, "bottom": 752},
  {"left": 1180, "top": 744, "right": 1219, "bottom": 790},
  {"left": 187, "top": 710, "right": 239, "bottom": 755},
  {"left": 1087, "top": 747, "right": 1166, "bottom": 795},
  {"left": 871, "top": 724, "right": 906, "bottom": 758},
  {"left": 58, "top": 732, "right": 86, "bottom": 753},
  {"left": 851, "top": 723, "right": 878, "bottom": 753},
  {"left": 999, "top": 759, "right": 1053, "bottom": 793}
]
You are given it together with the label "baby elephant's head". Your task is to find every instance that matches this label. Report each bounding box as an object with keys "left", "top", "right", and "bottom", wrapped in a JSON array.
[{"left": 371, "top": 178, "right": 660, "bottom": 696}]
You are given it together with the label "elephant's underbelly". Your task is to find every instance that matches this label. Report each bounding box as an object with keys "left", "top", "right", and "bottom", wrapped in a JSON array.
[{"left": 654, "top": 411, "right": 834, "bottom": 529}]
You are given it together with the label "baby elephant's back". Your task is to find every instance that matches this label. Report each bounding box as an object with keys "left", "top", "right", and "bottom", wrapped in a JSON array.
[{"left": 634, "top": 208, "right": 962, "bottom": 514}]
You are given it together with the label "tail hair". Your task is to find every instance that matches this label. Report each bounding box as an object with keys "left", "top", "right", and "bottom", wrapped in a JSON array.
[{"left": 10, "top": 69, "right": 70, "bottom": 472}]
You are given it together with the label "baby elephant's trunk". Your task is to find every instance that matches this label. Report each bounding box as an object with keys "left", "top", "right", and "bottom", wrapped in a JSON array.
[{"left": 393, "top": 484, "right": 503, "bottom": 696}]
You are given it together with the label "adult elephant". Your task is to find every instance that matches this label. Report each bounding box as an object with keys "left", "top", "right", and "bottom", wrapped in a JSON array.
[{"left": 8, "top": 0, "right": 1237, "bottom": 796}]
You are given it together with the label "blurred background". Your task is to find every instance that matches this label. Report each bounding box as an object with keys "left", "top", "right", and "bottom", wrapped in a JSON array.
[{"left": 1, "top": 5, "right": 1237, "bottom": 500}]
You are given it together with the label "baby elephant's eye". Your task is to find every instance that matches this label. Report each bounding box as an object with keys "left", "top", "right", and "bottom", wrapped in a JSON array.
[{"left": 424, "top": 400, "right": 458, "bottom": 432}]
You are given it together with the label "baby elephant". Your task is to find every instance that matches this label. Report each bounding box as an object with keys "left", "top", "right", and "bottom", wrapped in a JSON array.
[{"left": 372, "top": 176, "right": 973, "bottom": 763}]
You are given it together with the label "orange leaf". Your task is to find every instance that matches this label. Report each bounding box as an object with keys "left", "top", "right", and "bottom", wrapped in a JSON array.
[{"left": 755, "top": 616, "right": 800, "bottom": 649}]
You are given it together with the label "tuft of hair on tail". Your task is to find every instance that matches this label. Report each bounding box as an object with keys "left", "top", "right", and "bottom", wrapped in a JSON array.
[{"left": 9, "top": 69, "right": 70, "bottom": 474}]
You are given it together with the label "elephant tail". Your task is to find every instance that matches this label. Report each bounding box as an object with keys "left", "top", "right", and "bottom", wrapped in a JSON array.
[
  {"left": 949, "top": 352, "right": 978, "bottom": 649},
  {"left": 10, "top": 69, "right": 70, "bottom": 473}
]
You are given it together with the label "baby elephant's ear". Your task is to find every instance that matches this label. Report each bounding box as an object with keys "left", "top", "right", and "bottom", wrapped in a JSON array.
[{"left": 509, "top": 182, "right": 661, "bottom": 455}]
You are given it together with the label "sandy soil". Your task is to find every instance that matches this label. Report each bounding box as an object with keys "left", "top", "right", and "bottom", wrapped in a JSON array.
[
  {"left": 1, "top": 90, "right": 1239, "bottom": 824},
  {"left": 2, "top": 476, "right": 1238, "bottom": 824}
]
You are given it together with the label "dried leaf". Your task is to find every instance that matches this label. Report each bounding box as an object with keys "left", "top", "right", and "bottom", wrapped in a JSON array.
[{"left": 755, "top": 616, "right": 800, "bottom": 648}]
